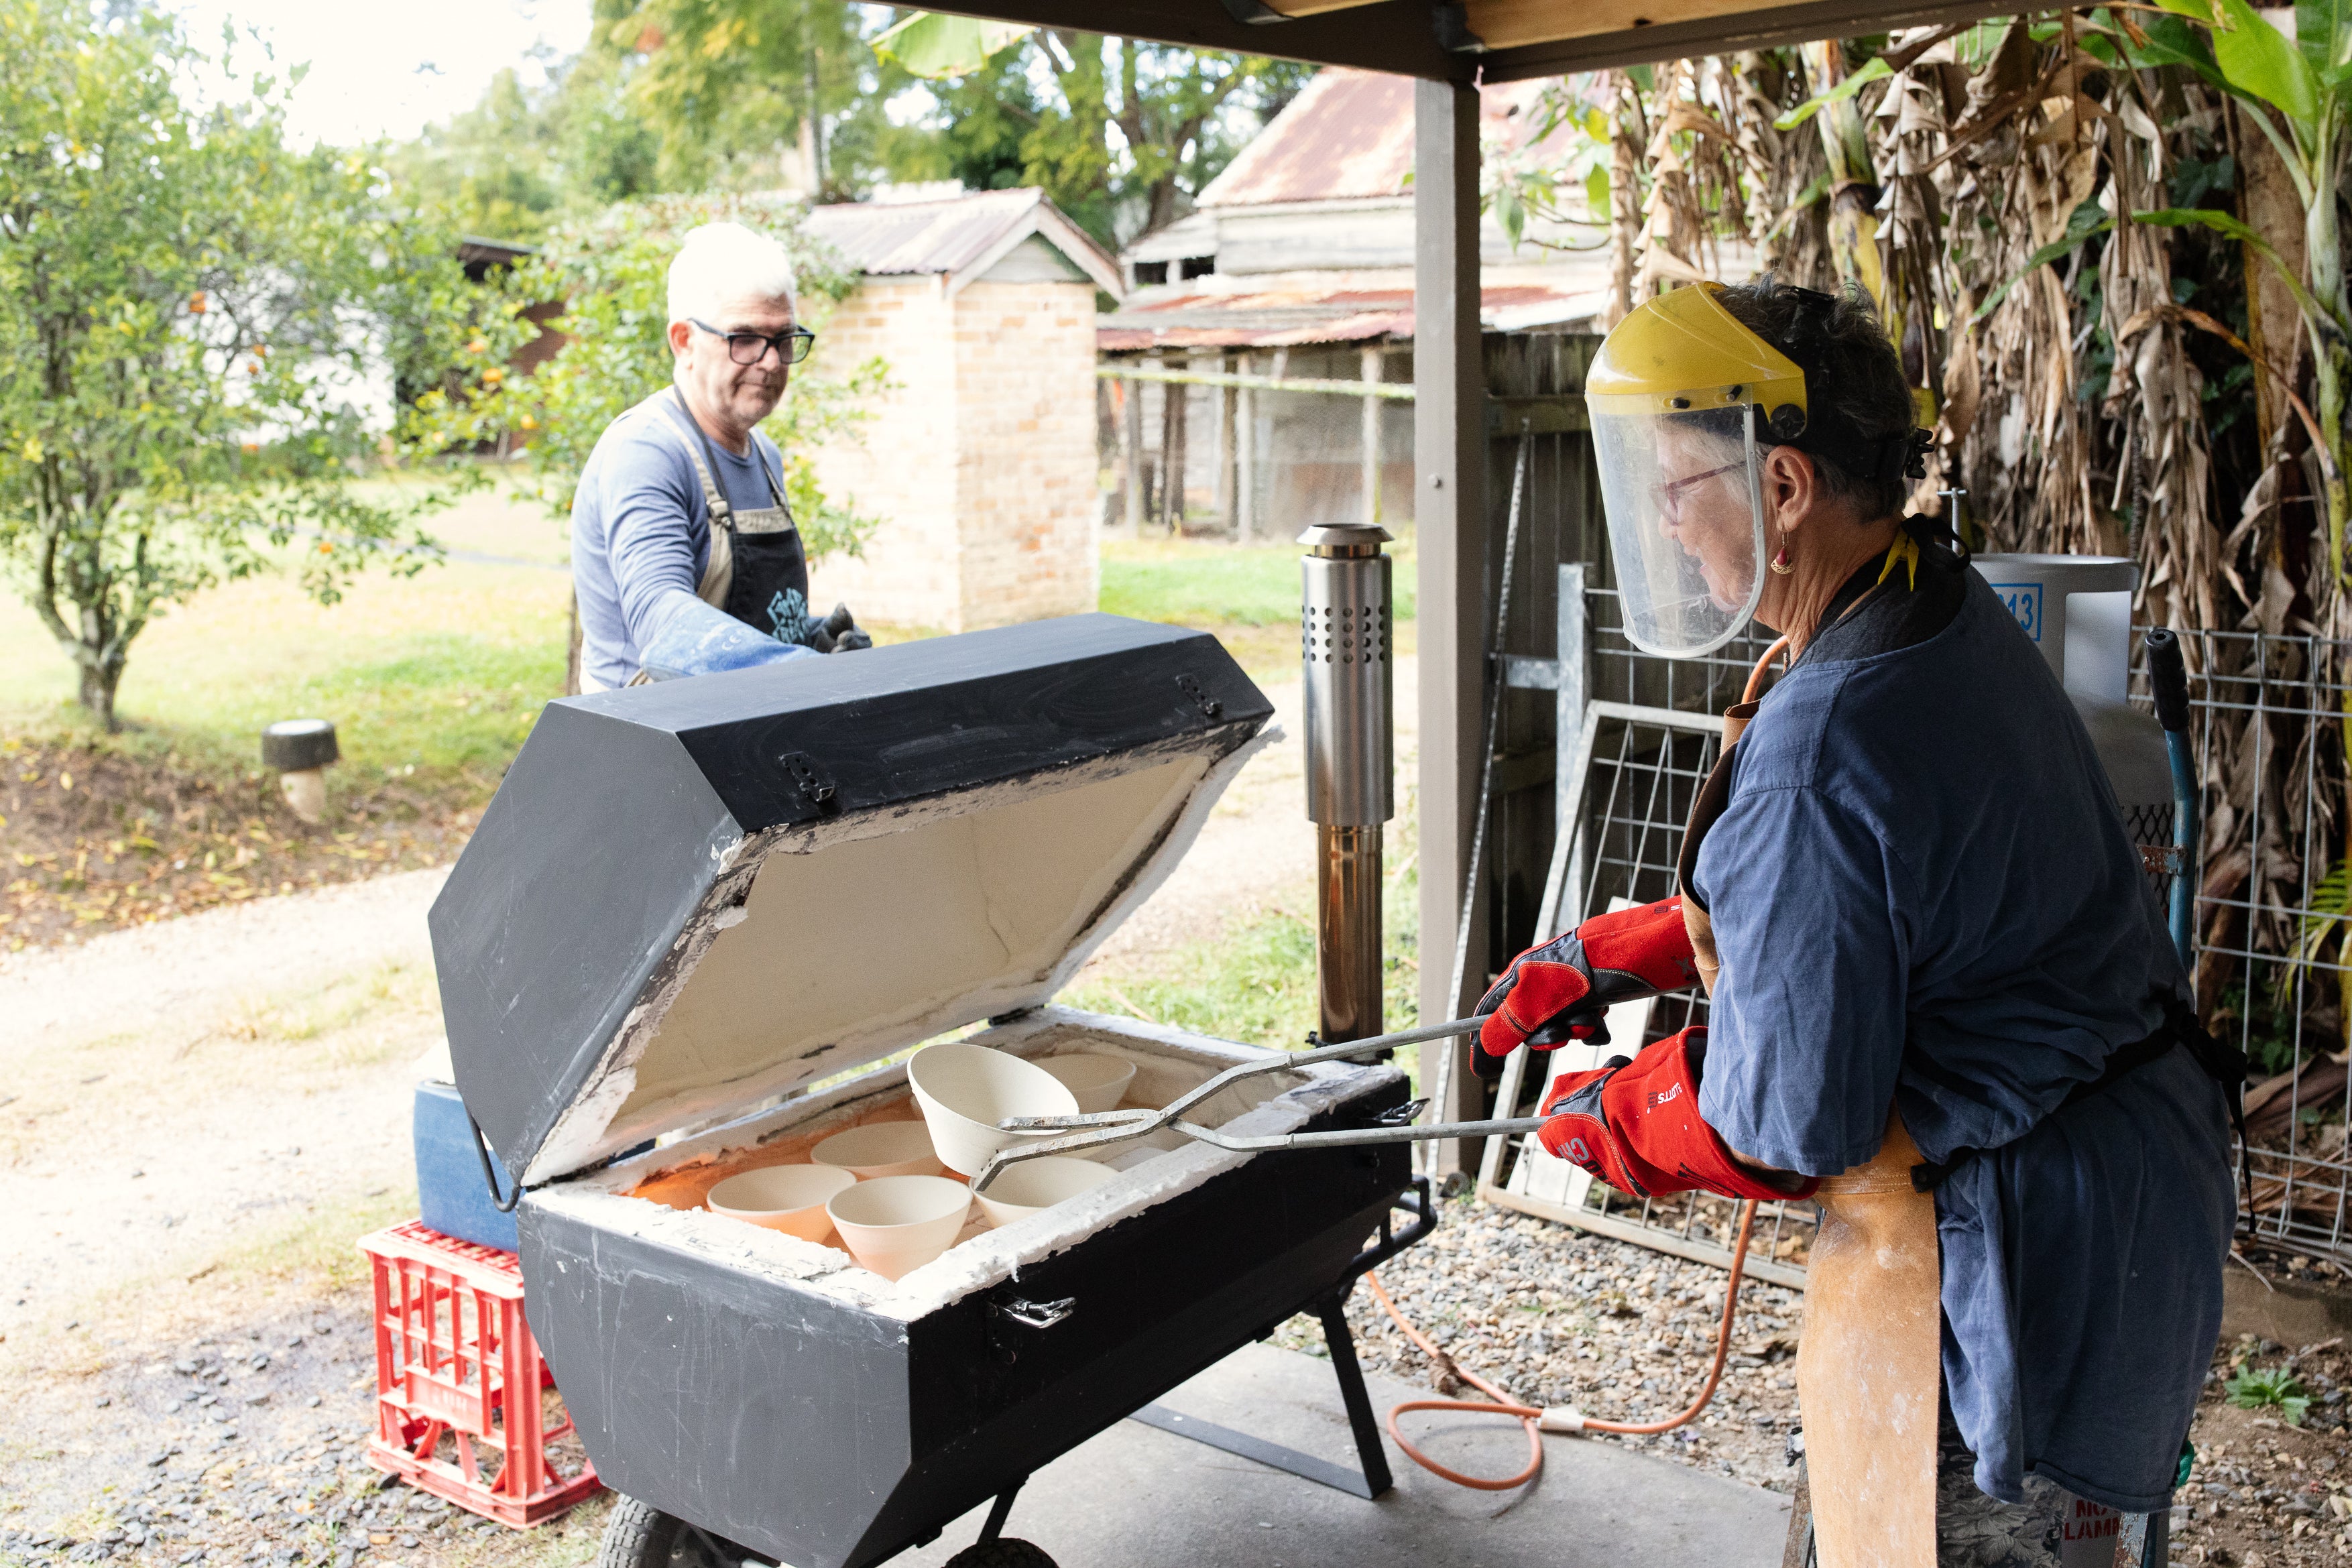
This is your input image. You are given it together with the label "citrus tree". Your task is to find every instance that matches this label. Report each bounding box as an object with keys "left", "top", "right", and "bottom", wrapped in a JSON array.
[{"left": 0, "top": 0, "right": 473, "bottom": 731}]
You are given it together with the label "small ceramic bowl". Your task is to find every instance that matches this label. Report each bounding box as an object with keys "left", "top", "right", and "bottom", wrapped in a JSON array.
[
  {"left": 811, "top": 1120, "right": 943, "bottom": 1180},
  {"left": 827, "top": 1174, "right": 974, "bottom": 1281},
  {"left": 908, "top": 1042, "right": 1078, "bottom": 1177},
  {"left": 972, "top": 1155, "right": 1118, "bottom": 1229},
  {"left": 705, "top": 1164, "right": 857, "bottom": 1244},
  {"left": 1036, "top": 1052, "right": 1139, "bottom": 1114}
]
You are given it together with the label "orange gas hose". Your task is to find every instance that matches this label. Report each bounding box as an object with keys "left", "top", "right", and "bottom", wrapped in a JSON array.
[{"left": 1362, "top": 1197, "right": 1759, "bottom": 1490}]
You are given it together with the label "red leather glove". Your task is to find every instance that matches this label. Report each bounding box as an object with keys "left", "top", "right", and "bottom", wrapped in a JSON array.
[
  {"left": 1472, "top": 897, "right": 1697, "bottom": 1073},
  {"left": 1537, "top": 1026, "right": 1820, "bottom": 1203}
]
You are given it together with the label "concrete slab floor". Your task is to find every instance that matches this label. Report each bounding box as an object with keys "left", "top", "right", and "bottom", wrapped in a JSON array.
[{"left": 891, "top": 1341, "right": 1789, "bottom": 1568}]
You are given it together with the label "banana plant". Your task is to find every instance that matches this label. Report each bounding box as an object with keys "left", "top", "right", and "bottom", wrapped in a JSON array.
[
  {"left": 871, "top": 11, "right": 1033, "bottom": 78},
  {"left": 2133, "top": 0, "right": 2351, "bottom": 593},
  {"left": 2281, "top": 856, "right": 2352, "bottom": 1052}
]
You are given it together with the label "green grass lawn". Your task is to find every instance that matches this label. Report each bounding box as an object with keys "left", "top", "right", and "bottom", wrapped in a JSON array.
[
  {"left": 1100, "top": 531, "right": 1417, "bottom": 684},
  {"left": 0, "top": 483, "right": 573, "bottom": 787},
  {"left": 1, "top": 489, "right": 1411, "bottom": 943}
]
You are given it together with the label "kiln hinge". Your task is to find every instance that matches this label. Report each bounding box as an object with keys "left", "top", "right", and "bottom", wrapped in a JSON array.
[
  {"left": 1175, "top": 672, "right": 1224, "bottom": 721},
  {"left": 778, "top": 751, "right": 837, "bottom": 811}
]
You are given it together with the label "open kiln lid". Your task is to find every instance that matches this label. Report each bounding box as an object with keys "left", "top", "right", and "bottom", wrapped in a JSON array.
[{"left": 430, "top": 615, "right": 1273, "bottom": 1186}]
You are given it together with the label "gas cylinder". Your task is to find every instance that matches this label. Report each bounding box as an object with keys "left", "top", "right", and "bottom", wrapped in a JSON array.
[{"left": 1971, "top": 554, "right": 2175, "bottom": 860}]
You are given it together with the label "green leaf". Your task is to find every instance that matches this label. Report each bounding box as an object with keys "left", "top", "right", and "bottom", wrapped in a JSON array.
[
  {"left": 1954, "top": 18, "right": 2013, "bottom": 70},
  {"left": 2123, "top": 11, "right": 2235, "bottom": 91},
  {"left": 2211, "top": 0, "right": 2322, "bottom": 119},
  {"left": 1582, "top": 107, "right": 1611, "bottom": 141},
  {"left": 1774, "top": 56, "right": 1892, "bottom": 130},
  {"left": 2297, "top": 0, "right": 2351, "bottom": 77},
  {"left": 1627, "top": 63, "right": 1656, "bottom": 93},
  {"left": 871, "top": 12, "right": 1034, "bottom": 79},
  {"left": 1585, "top": 164, "right": 1611, "bottom": 222},
  {"left": 1973, "top": 201, "right": 2113, "bottom": 322}
]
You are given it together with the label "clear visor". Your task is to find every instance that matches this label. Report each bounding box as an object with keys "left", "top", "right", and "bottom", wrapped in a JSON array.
[{"left": 1592, "top": 402, "right": 1768, "bottom": 659}]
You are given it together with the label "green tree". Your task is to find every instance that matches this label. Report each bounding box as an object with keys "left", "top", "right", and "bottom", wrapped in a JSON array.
[
  {"left": 892, "top": 30, "right": 1309, "bottom": 241},
  {"left": 384, "top": 50, "right": 659, "bottom": 241},
  {"left": 404, "top": 194, "right": 888, "bottom": 568},
  {"left": 599, "top": 0, "right": 886, "bottom": 200},
  {"left": 0, "top": 0, "right": 472, "bottom": 731}
]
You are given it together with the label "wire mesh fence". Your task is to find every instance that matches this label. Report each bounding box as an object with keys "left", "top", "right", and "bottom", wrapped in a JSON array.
[{"left": 2166, "top": 626, "right": 2352, "bottom": 1260}]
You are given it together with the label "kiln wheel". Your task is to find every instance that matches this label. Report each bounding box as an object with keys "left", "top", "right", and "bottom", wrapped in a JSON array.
[
  {"left": 943, "top": 1542, "right": 1057, "bottom": 1568},
  {"left": 597, "top": 1496, "right": 773, "bottom": 1568}
]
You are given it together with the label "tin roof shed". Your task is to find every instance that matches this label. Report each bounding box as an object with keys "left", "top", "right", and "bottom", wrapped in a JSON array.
[{"left": 805, "top": 188, "right": 1124, "bottom": 299}]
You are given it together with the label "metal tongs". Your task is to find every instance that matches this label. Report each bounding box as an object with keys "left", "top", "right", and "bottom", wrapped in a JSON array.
[{"left": 971, "top": 1017, "right": 1547, "bottom": 1192}]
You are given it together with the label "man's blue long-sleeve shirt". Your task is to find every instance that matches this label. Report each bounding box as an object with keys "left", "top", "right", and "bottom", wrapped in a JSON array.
[{"left": 570, "top": 393, "right": 815, "bottom": 690}]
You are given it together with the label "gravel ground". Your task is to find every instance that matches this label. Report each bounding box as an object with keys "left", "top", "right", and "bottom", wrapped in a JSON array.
[
  {"left": 1275, "top": 1198, "right": 2352, "bottom": 1566},
  {"left": 0, "top": 1291, "right": 606, "bottom": 1568},
  {"left": 1272, "top": 1198, "right": 1807, "bottom": 1493}
]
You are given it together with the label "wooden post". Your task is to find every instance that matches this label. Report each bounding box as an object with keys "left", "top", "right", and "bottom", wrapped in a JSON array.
[
  {"left": 1235, "top": 351, "right": 1258, "bottom": 544},
  {"left": 1163, "top": 357, "right": 1189, "bottom": 535},
  {"left": 1120, "top": 370, "right": 1144, "bottom": 537},
  {"left": 1214, "top": 353, "right": 1238, "bottom": 536},
  {"left": 1415, "top": 78, "right": 1487, "bottom": 1179},
  {"left": 1360, "top": 343, "right": 1384, "bottom": 527}
]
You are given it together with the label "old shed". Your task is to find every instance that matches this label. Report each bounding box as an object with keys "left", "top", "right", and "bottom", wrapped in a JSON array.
[{"left": 804, "top": 188, "right": 1123, "bottom": 633}]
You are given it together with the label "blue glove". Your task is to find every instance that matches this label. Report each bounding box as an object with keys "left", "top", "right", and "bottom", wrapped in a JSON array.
[{"left": 638, "top": 590, "right": 819, "bottom": 682}]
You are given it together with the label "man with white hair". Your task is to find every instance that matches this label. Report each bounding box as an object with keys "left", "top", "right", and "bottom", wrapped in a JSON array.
[{"left": 570, "top": 221, "right": 868, "bottom": 690}]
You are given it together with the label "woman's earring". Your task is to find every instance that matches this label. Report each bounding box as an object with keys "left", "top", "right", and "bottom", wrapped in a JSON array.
[{"left": 1769, "top": 545, "right": 1794, "bottom": 576}]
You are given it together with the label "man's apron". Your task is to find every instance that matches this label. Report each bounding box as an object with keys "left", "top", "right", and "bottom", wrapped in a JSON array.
[
  {"left": 1678, "top": 647, "right": 1942, "bottom": 1568},
  {"left": 666, "top": 388, "right": 811, "bottom": 644}
]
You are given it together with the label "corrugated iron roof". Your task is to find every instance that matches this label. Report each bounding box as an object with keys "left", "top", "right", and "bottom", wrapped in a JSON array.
[
  {"left": 805, "top": 188, "right": 1122, "bottom": 296},
  {"left": 1098, "top": 280, "right": 1600, "bottom": 351},
  {"left": 1195, "top": 70, "right": 1566, "bottom": 210}
]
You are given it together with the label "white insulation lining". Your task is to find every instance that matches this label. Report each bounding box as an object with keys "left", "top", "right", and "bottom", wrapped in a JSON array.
[
  {"left": 534, "top": 1006, "right": 1401, "bottom": 1323},
  {"left": 524, "top": 727, "right": 1276, "bottom": 1187}
]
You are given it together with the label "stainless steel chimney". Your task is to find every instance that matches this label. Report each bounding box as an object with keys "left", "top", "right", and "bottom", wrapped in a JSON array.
[{"left": 1301, "top": 524, "right": 1395, "bottom": 1042}]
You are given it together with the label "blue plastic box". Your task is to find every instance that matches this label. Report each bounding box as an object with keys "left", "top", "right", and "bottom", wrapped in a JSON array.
[{"left": 413, "top": 1081, "right": 520, "bottom": 1254}]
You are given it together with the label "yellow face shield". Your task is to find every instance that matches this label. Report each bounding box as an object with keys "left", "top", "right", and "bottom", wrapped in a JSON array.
[{"left": 1584, "top": 286, "right": 1808, "bottom": 660}]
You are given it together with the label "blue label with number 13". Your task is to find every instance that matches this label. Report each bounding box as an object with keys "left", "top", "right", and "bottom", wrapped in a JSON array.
[{"left": 1989, "top": 582, "right": 2043, "bottom": 642}]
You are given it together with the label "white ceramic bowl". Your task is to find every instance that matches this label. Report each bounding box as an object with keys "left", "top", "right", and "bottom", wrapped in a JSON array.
[
  {"left": 705, "top": 1164, "right": 857, "bottom": 1244},
  {"left": 1036, "top": 1052, "right": 1139, "bottom": 1114},
  {"left": 811, "top": 1120, "right": 944, "bottom": 1180},
  {"left": 826, "top": 1174, "right": 974, "bottom": 1281},
  {"left": 972, "top": 1155, "right": 1118, "bottom": 1229},
  {"left": 908, "top": 1042, "right": 1079, "bottom": 1177}
]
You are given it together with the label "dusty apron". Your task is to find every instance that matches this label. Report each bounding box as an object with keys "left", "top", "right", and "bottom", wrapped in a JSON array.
[
  {"left": 1677, "top": 635, "right": 1943, "bottom": 1568},
  {"left": 666, "top": 388, "right": 812, "bottom": 644}
]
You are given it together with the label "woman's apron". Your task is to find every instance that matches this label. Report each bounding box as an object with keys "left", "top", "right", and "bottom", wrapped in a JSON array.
[{"left": 1677, "top": 643, "right": 1942, "bottom": 1568}]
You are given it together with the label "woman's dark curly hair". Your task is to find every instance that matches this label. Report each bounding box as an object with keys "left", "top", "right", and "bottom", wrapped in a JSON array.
[{"left": 1712, "top": 275, "right": 1918, "bottom": 522}]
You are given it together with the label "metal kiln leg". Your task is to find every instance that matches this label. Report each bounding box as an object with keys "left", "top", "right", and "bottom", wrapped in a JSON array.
[
  {"left": 1315, "top": 1286, "right": 1395, "bottom": 1499},
  {"left": 976, "top": 1480, "right": 1024, "bottom": 1544},
  {"left": 1126, "top": 1286, "right": 1394, "bottom": 1502}
]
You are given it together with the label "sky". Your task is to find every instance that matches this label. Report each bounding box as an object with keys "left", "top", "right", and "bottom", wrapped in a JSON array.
[{"left": 169, "top": 0, "right": 597, "bottom": 147}]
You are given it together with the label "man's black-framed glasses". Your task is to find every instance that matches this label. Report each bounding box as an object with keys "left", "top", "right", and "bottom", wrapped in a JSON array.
[{"left": 690, "top": 318, "right": 816, "bottom": 367}]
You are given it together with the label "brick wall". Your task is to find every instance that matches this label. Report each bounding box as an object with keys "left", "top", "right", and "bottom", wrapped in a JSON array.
[
  {"left": 951, "top": 279, "right": 1101, "bottom": 629},
  {"left": 803, "top": 278, "right": 960, "bottom": 629},
  {"left": 804, "top": 273, "right": 1100, "bottom": 634}
]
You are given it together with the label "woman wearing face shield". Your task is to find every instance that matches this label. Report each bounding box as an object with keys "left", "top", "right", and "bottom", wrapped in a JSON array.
[{"left": 1472, "top": 279, "right": 2237, "bottom": 1567}]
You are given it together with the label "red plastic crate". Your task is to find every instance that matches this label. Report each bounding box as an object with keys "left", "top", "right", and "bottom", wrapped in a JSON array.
[{"left": 358, "top": 1221, "right": 601, "bottom": 1526}]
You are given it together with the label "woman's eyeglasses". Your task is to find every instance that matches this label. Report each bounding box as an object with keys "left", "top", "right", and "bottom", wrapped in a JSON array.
[
  {"left": 690, "top": 318, "right": 817, "bottom": 367},
  {"left": 1657, "top": 461, "right": 1743, "bottom": 524}
]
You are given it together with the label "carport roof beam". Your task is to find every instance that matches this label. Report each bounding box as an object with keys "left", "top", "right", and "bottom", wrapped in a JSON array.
[{"left": 921, "top": 0, "right": 2027, "bottom": 81}]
